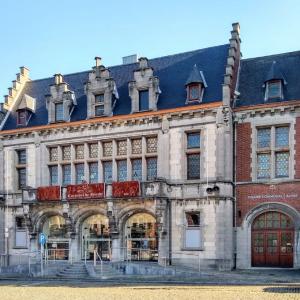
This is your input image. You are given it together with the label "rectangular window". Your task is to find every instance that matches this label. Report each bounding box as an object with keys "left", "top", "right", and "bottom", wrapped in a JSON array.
[
  {"left": 49, "top": 165, "right": 58, "bottom": 186},
  {"left": 257, "top": 128, "right": 271, "bottom": 148},
  {"left": 49, "top": 147, "right": 58, "bottom": 162},
  {"left": 55, "top": 103, "right": 64, "bottom": 121},
  {"left": 95, "top": 105, "right": 104, "bottom": 116},
  {"left": 187, "top": 132, "right": 200, "bottom": 149},
  {"left": 117, "top": 140, "right": 127, "bottom": 156},
  {"left": 17, "top": 110, "right": 27, "bottom": 126},
  {"left": 146, "top": 157, "right": 157, "bottom": 181},
  {"left": 95, "top": 94, "right": 104, "bottom": 103},
  {"left": 275, "top": 127, "right": 289, "bottom": 148},
  {"left": 89, "top": 143, "right": 98, "bottom": 158},
  {"left": 62, "top": 146, "right": 71, "bottom": 161},
  {"left": 275, "top": 152, "right": 289, "bottom": 178},
  {"left": 146, "top": 137, "right": 157, "bottom": 153},
  {"left": 184, "top": 212, "right": 201, "bottom": 249},
  {"left": 89, "top": 162, "right": 98, "bottom": 183},
  {"left": 17, "top": 149, "right": 26, "bottom": 164},
  {"left": 117, "top": 160, "right": 127, "bottom": 181},
  {"left": 62, "top": 164, "right": 71, "bottom": 185},
  {"left": 188, "top": 84, "right": 200, "bottom": 101},
  {"left": 103, "top": 161, "right": 112, "bottom": 183},
  {"left": 75, "top": 144, "right": 84, "bottom": 160},
  {"left": 15, "top": 217, "right": 27, "bottom": 248},
  {"left": 131, "top": 139, "right": 142, "bottom": 154},
  {"left": 257, "top": 153, "right": 271, "bottom": 179},
  {"left": 187, "top": 154, "right": 200, "bottom": 179},
  {"left": 132, "top": 159, "right": 142, "bottom": 181},
  {"left": 18, "top": 168, "right": 26, "bottom": 189},
  {"left": 103, "top": 142, "right": 113, "bottom": 157},
  {"left": 139, "top": 90, "right": 149, "bottom": 111},
  {"left": 267, "top": 81, "right": 281, "bottom": 99},
  {"left": 75, "top": 163, "right": 85, "bottom": 184}
]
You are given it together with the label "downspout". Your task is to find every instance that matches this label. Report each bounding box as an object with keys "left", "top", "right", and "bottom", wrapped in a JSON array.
[{"left": 168, "top": 198, "right": 172, "bottom": 265}]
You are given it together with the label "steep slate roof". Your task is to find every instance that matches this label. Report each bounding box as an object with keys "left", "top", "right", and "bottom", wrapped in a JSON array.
[
  {"left": 185, "top": 64, "right": 205, "bottom": 85},
  {"left": 2, "top": 44, "right": 229, "bottom": 130},
  {"left": 237, "top": 50, "right": 300, "bottom": 107}
]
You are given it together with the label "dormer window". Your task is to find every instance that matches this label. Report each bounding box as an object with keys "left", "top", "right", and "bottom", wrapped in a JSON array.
[
  {"left": 185, "top": 65, "right": 207, "bottom": 104},
  {"left": 17, "top": 109, "right": 29, "bottom": 126},
  {"left": 16, "top": 94, "right": 36, "bottom": 127},
  {"left": 266, "top": 80, "right": 282, "bottom": 100},
  {"left": 95, "top": 94, "right": 105, "bottom": 116},
  {"left": 55, "top": 103, "right": 64, "bottom": 121},
  {"left": 139, "top": 90, "right": 149, "bottom": 111}
]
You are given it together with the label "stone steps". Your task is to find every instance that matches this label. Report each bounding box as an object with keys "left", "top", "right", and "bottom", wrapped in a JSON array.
[{"left": 56, "top": 263, "right": 89, "bottom": 279}]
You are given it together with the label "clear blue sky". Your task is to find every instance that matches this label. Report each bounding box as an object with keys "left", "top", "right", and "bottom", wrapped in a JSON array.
[{"left": 0, "top": 0, "right": 299, "bottom": 100}]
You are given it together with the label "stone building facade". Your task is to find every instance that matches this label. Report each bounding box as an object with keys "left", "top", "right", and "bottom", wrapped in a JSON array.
[{"left": 0, "top": 23, "right": 300, "bottom": 270}]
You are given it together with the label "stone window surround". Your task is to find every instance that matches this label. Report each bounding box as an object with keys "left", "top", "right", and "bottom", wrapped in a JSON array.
[
  {"left": 15, "top": 148, "right": 27, "bottom": 191},
  {"left": 181, "top": 209, "right": 204, "bottom": 251},
  {"left": 46, "top": 135, "right": 158, "bottom": 185},
  {"left": 251, "top": 119, "right": 295, "bottom": 182}
]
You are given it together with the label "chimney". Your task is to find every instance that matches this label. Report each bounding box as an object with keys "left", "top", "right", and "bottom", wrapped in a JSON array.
[
  {"left": 122, "top": 54, "right": 138, "bottom": 65},
  {"left": 54, "top": 73, "right": 63, "bottom": 85},
  {"left": 95, "top": 56, "right": 102, "bottom": 67}
]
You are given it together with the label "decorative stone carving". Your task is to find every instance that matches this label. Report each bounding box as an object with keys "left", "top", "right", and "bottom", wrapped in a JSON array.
[
  {"left": 129, "top": 57, "right": 161, "bottom": 113},
  {"left": 45, "top": 74, "right": 76, "bottom": 123},
  {"left": 85, "top": 57, "right": 118, "bottom": 118}
]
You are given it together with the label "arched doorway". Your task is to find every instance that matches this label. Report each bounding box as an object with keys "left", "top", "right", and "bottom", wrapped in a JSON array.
[
  {"left": 43, "top": 215, "right": 69, "bottom": 260},
  {"left": 81, "top": 214, "right": 111, "bottom": 260},
  {"left": 125, "top": 213, "right": 158, "bottom": 261},
  {"left": 252, "top": 211, "right": 294, "bottom": 267}
]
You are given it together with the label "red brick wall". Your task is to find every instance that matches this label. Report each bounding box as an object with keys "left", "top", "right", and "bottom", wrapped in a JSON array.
[
  {"left": 236, "top": 123, "right": 252, "bottom": 182},
  {"left": 236, "top": 183, "right": 300, "bottom": 226},
  {"left": 295, "top": 117, "right": 300, "bottom": 178}
]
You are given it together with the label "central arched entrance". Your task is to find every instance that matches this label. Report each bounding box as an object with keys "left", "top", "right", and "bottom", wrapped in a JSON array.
[
  {"left": 81, "top": 214, "right": 111, "bottom": 260},
  {"left": 252, "top": 211, "right": 294, "bottom": 267},
  {"left": 125, "top": 213, "right": 158, "bottom": 261}
]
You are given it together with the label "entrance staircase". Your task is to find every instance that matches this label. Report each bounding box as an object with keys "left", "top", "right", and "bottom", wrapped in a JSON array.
[{"left": 56, "top": 262, "right": 89, "bottom": 279}]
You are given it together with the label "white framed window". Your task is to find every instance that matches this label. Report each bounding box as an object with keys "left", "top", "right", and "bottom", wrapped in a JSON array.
[
  {"left": 183, "top": 212, "right": 202, "bottom": 250},
  {"left": 256, "top": 125, "right": 290, "bottom": 180},
  {"left": 265, "top": 80, "right": 282, "bottom": 100},
  {"left": 15, "top": 217, "right": 27, "bottom": 248}
]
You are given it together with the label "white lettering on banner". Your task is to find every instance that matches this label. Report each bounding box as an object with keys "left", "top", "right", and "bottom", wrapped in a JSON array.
[{"left": 247, "top": 193, "right": 298, "bottom": 200}]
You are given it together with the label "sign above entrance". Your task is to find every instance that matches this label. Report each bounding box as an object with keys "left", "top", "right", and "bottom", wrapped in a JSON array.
[
  {"left": 67, "top": 183, "right": 105, "bottom": 200},
  {"left": 37, "top": 186, "right": 61, "bottom": 201},
  {"left": 112, "top": 181, "right": 140, "bottom": 198}
]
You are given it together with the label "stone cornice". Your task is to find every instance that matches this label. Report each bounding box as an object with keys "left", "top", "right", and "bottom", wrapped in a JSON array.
[{"left": 0, "top": 101, "right": 222, "bottom": 139}]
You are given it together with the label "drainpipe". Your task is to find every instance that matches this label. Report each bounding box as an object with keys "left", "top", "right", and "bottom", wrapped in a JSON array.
[{"left": 168, "top": 198, "right": 172, "bottom": 265}]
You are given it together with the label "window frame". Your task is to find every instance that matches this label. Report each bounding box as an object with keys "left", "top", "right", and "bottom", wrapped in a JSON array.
[
  {"left": 265, "top": 80, "right": 282, "bottom": 100},
  {"left": 139, "top": 89, "right": 149, "bottom": 111},
  {"left": 182, "top": 211, "right": 203, "bottom": 250},
  {"left": 55, "top": 102, "right": 64, "bottom": 122},
  {"left": 186, "top": 131, "right": 201, "bottom": 180},
  {"left": 94, "top": 93, "right": 105, "bottom": 116},
  {"left": 17, "top": 109, "right": 29, "bottom": 126},
  {"left": 187, "top": 83, "right": 201, "bottom": 102}
]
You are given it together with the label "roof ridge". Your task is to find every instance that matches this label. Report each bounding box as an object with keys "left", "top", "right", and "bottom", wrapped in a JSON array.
[{"left": 242, "top": 49, "right": 300, "bottom": 62}]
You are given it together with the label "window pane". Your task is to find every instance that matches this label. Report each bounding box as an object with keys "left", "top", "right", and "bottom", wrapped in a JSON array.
[
  {"left": 17, "top": 150, "right": 26, "bottom": 164},
  {"left": 147, "top": 157, "right": 157, "bottom": 181},
  {"left": 89, "top": 162, "right": 98, "bottom": 183},
  {"left": 257, "top": 128, "right": 271, "bottom": 148},
  {"left": 117, "top": 140, "right": 127, "bottom": 156},
  {"left": 132, "top": 159, "right": 142, "bottom": 181},
  {"left": 186, "top": 212, "right": 200, "bottom": 226},
  {"left": 276, "top": 152, "right": 289, "bottom": 178},
  {"left": 189, "top": 85, "right": 200, "bottom": 100},
  {"left": 95, "top": 105, "right": 104, "bottom": 116},
  {"left": 75, "top": 144, "right": 84, "bottom": 160},
  {"left": 55, "top": 103, "right": 64, "bottom": 121},
  {"left": 49, "top": 147, "right": 58, "bottom": 162},
  {"left": 18, "top": 110, "right": 27, "bottom": 125},
  {"left": 62, "top": 146, "right": 71, "bottom": 161},
  {"left": 103, "top": 142, "right": 112, "bottom": 157},
  {"left": 257, "top": 153, "right": 271, "bottom": 179},
  {"left": 62, "top": 164, "right": 71, "bottom": 185},
  {"left": 187, "top": 154, "right": 200, "bottom": 179},
  {"left": 103, "top": 161, "right": 112, "bottom": 183},
  {"left": 18, "top": 168, "right": 26, "bottom": 188},
  {"left": 132, "top": 139, "right": 142, "bottom": 154},
  {"left": 139, "top": 90, "right": 149, "bottom": 111},
  {"left": 146, "top": 137, "right": 157, "bottom": 153},
  {"left": 75, "top": 163, "right": 85, "bottom": 184},
  {"left": 268, "top": 81, "right": 281, "bottom": 98},
  {"left": 49, "top": 165, "right": 58, "bottom": 186},
  {"left": 275, "top": 127, "right": 289, "bottom": 148},
  {"left": 187, "top": 132, "right": 200, "bottom": 149},
  {"left": 117, "top": 160, "right": 127, "bottom": 181},
  {"left": 95, "top": 94, "right": 104, "bottom": 103},
  {"left": 89, "top": 143, "right": 98, "bottom": 158}
]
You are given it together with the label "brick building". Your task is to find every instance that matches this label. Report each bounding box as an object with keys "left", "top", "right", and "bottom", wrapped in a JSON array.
[{"left": 0, "top": 23, "right": 299, "bottom": 270}]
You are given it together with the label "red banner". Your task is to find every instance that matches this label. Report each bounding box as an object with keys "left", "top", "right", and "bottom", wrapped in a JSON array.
[
  {"left": 67, "top": 183, "right": 105, "bottom": 200},
  {"left": 112, "top": 181, "right": 140, "bottom": 198},
  {"left": 37, "top": 186, "right": 61, "bottom": 201}
]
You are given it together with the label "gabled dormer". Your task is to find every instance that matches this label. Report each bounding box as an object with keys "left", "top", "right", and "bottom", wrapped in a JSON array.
[
  {"left": 45, "top": 74, "right": 76, "bottom": 123},
  {"left": 129, "top": 57, "right": 161, "bottom": 113},
  {"left": 85, "top": 57, "right": 118, "bottom": 118},
  {"left": 264, "top": 61, "right": 287, "bottom": 101},
  {"left": 185, "top": 64, "right": 207, "bottom": 104},
  {"left": 16, "top": 94, "right": 36, "bottom": 126}
]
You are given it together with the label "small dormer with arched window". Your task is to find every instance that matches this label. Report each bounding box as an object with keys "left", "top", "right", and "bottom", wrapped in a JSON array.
[
  {"left": 185, "top": 64, "right": 207, "bottom": 104},
  {"left": 264, "top": 61, "right": 287, "bottom": 101}
]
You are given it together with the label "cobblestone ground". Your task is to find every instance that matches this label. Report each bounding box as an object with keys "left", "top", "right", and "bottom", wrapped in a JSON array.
[{"left": 0, "top": 284, "right": 299, "bottom": 300}]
